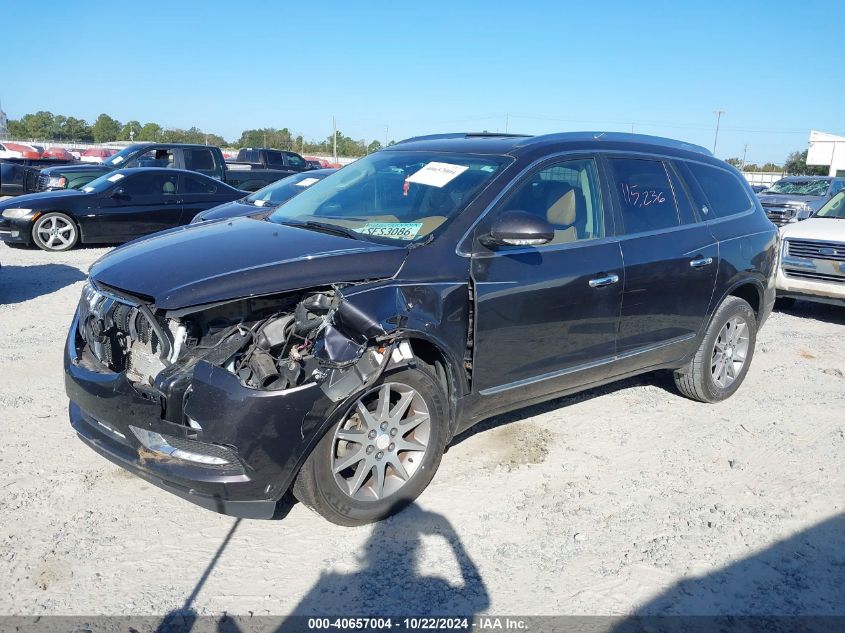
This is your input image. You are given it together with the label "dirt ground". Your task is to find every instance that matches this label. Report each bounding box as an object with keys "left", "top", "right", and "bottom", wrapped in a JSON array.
[{"left": 0, "top": 242, "right": 843, "bottom": 620}]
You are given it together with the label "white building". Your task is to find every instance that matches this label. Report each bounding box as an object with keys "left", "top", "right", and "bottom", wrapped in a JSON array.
[{"left": 806, "top": 130, "right": 845, "bottom": 177}]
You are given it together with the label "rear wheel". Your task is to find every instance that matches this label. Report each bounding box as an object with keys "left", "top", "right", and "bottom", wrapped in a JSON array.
[
  {"left": 31, "top": 212, "right": 78, "bottom": 252},
  {"left": 293, "top": 365, "right": 448, "bottom": 526},
  {"left": 674, "top": 296, "right": 757, "bottom": 403}
]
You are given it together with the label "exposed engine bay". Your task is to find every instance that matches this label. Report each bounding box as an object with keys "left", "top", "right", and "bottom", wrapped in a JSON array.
[{"left": 76, "top": 282, "right": 412, "bottom": 424}]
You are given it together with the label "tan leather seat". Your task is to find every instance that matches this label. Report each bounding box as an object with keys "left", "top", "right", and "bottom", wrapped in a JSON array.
[{"left": 546, "top": 188, "right": 578, "bottom": 244}]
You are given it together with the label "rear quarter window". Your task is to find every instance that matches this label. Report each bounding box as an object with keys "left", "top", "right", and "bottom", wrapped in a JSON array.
[
  {"left": 685, "top": 162, "right": 753, "bottom": 219},
  {"left": 609, "top": 157, "right": 680, "bottom": 234}
]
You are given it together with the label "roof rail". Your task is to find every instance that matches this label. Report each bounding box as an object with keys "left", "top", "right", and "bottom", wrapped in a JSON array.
[
  {"left": 394, "top": 132, "right": 532, "bottom": 145},
  {"left": 571, "top": 131, "right": 713, "bottom": 156}
]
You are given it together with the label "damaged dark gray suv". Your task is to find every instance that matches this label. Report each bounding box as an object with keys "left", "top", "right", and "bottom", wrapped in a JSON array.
[{"left": 65, "top": 132, "right": 778, "bottom": 525}]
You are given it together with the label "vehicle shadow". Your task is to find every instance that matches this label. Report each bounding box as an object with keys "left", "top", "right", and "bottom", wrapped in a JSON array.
[
  {"left": 610, "top": 513, "right": 845, "bottom": 632},
  {"left": 276, "top": 504, "right": 488, "bottom": 624},
  {"left": 0, "top": 263, "right": 86, "bottom": 304},
  {"left": 451, "top": 370, "right": 677, "bottom": 447},
  {"left": 154, "top": 504, "right": 489, "bottom": 632},
  {"left": 774, "top": 300, "right": 845, "bottom": 326}
]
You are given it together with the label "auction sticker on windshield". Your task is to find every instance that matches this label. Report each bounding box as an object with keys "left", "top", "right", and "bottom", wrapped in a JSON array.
[
  {"left": 406, "top": 162, "right": 468, "bottom": 188},
  {"left": 295, "top": 177, "right": 320, "bottom": 187},
  {"left": 356, "top": 222, "right": 423, "bottom": 240},
  {"left": 107, "top": 174, "right": 125, "bottom": 182}
]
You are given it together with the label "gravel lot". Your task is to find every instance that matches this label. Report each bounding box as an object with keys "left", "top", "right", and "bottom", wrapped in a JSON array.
[{"left": 0, "top": 242, "right": 843, "bottom": 621}]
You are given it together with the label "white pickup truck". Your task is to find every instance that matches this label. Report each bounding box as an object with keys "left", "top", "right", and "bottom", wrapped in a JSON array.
[{"left": 777, "top": 190, "right": 845, "bottom": 306}]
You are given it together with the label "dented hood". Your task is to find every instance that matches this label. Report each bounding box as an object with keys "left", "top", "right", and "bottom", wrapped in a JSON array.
[{"left": 89, "top": 218, "right": 407, "bottom": 309}]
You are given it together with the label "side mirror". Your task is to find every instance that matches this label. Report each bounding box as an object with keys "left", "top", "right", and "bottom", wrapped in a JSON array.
[
  {"left": 481, "top": 210, "right": 554, "bottom": 247},
  {"left": 111, "top": 187, "right": 126, "bottom": 199}
]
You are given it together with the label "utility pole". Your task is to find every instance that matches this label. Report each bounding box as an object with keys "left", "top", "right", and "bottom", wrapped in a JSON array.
[
  {"left": 631, "top": 123, "right": 635, "bottom": 134},
  {"left": 505, "top": 113, "right": 509, "bottom": 133},
  {"left": 263, "top": 131, "right": 267, "bottom": 148},
  {"left": 385, "top": 125, "right": 389, "bottom": 146},
  {"left": 741, "top": 143, "right": 748, "bottom": 170},
  {"left": 713, "top": 110, "right": 725, "bottom": 155},
  {"left": 332, "top": 116, "right": 337, "bottom": 164}
]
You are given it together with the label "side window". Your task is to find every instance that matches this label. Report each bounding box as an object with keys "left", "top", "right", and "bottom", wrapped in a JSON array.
[
  {"left": 183, "top": 175, "right": 217, "bottom": 194},
  {"left": 609, "top": 158, "right": 679, "bottom": 234},
  {"left": 685, "top": 162, "right": 752, "bottom": 218},
  {"left": 265, "top": 151, "right": 285, "bottom": 167},
  {"left": 496, "top": 158, "right": 605, "bottom": 245},
  {"left": 129, "top": 148, "right": 174, "bottom": 168},
  {"left": 183, "top": 149, "right": 216, "bottom": 172},
  {"left": 829, "top": 181, "right": 845, "bottom": 196},
  {"left": 286, "top": 152, "right": 306, "bottom": 168},
  {"left": 121, "top": 173, "right": 179, "bottom": 196}
]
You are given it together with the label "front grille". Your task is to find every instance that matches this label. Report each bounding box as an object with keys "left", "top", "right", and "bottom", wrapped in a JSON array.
[
  {"left": 77, "top": 283, "right": 169, "bottom": 381},
  {"left": 783, "top": 269, "right": 845, "bottom": 284},
  {"left": 25, "top": 169, "right": 42, "bottom": 192},
  {"left": 762, "top": 204, "right": 795, "bottom": 226},
  {"left": 787, "top": 239, "right": 845, "bottom": 262}
]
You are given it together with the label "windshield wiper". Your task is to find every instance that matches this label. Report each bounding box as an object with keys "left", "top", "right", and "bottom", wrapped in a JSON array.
[{"left": 281, "top": 219, "right": 362, "bottom": 240}]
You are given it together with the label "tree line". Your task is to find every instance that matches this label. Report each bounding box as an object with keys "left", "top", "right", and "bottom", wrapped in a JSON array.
[
  {"left": 6, "top": 110, "right": 392, "bottom": 156},
  {"left": 724, "top": 149, "right": 827, "bottom": 176}
]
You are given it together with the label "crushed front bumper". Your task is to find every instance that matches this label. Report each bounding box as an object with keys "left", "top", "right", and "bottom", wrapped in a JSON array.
[{"left": 64, "top": 313, "right": 339, "bottom": 518}]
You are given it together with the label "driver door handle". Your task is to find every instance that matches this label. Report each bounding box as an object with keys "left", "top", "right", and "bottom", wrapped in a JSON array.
[
  {"left": 689, "top": 257, "right": 713, "bottom": 269},
  {"left": 588, "top": 273, "right": 620, "bottom": 288}
]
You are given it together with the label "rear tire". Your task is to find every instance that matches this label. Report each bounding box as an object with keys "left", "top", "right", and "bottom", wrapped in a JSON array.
[
  {"left": 674, "top": 296, "right": 757, "bottom": 403},
  {"left": 293, "top": 364, "right": 448, "bottom": 526},
  {"left": 31, "top": 212, "right": 79, "bottom": 252}
]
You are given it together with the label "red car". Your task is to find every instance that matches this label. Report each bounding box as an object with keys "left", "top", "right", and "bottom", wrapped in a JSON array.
[
  {"left": 79, "top": 147, "right": 117, "bottom": 164},
  {"left": 41, "top": 147, "right": 75, "bottom": 160},
  {"left": 0, "top": 142, "right": 41, "bottom": 159},
  {"left": 304, "top": 156, "right": 334, "bottom": 169}
]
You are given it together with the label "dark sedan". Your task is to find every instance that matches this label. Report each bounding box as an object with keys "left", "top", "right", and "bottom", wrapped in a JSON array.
[
  {"left": 0, "top": 168, "right": 245, "bottom": 251},
  {"left": 191, "top": 168, "right": 337, "bottom": 223}
]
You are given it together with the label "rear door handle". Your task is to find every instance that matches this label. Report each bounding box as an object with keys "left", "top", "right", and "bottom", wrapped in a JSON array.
[
  {"left": 588, "top": 273, "right": 620, "bottom": 288},
  {"left": 690, "top": 257, "right": 714, "bottom": 269}
]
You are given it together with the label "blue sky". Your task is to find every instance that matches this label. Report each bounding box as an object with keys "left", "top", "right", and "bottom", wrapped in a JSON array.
[{"left": 3, "top": 1, "right": 842, "bottom": 164}]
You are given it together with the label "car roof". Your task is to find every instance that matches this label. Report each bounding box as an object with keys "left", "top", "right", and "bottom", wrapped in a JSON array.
[{"left": 387, "top": 131, "right": 713, "bottom": 159}]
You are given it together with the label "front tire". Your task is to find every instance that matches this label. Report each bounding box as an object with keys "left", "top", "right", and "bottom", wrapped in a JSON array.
[
  {"left": 674, "top": 296, "right": 757, "bottom": 403},
  {"left": 293, "top": 365, "right": 448, "bottom": 526},
  {"left": 31, "top": 212, "right": 79, "bottom": 252}
]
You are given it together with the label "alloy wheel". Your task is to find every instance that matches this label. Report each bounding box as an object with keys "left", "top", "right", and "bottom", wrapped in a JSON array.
[
  {"left": 35, "top": 215, "right": 76, "bottom": 251},
  {"left": 331, "top": 383, "right": 431, "bottom": 502},
  {"left": 711, "top": 316, "right": 749, "bottom": 388}
]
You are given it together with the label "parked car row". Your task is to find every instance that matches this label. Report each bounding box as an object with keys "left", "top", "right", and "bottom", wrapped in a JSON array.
[
  {"left": 0, "top": 141, "right": 116, "bottom": 162},
  {"left": 754, "top": 176, "right": 845, "bottom": 226},
  {"left": 0, "top": 142, "right": 315, "bottom": 198},
  {"left": 0, "top": 166, "right": 336, "bottom": 251},
  {"left": 776, "top": 189, "right": 845, "bottom": 307}
]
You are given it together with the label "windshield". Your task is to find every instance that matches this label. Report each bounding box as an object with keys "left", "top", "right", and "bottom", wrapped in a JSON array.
[
  {"left": 765, "top": 179, "right": 831, "bottom": 196},
  {"left": 815, "top": 191, "right": 845, "bottom": 219},
  {"left": 103, "top": 144, "right": 146, "bottom": 167},
  {"left": 246, "top": 171, "right": 333, "bottom": 207},
  {"left": 81, "top": 171, "right": 127, "bottom": 193},
  {"left": 267, "top": 151, "right": 508, "bottom": 242}
]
